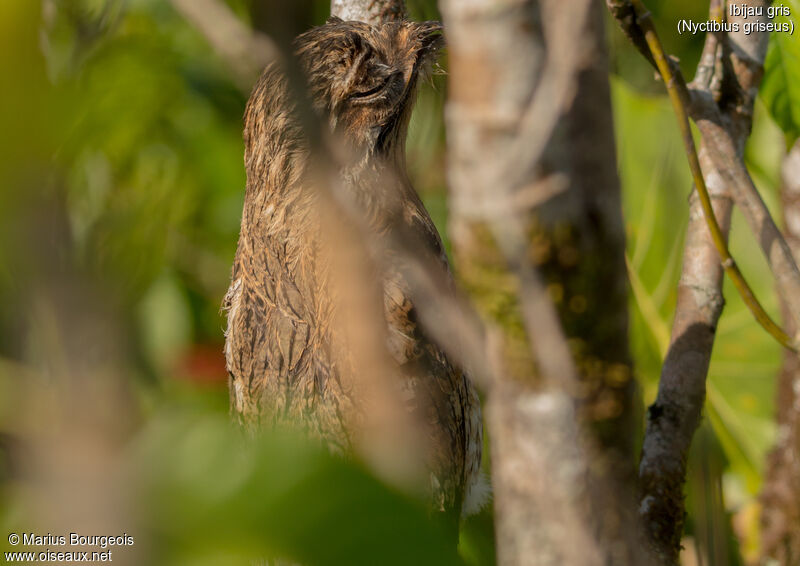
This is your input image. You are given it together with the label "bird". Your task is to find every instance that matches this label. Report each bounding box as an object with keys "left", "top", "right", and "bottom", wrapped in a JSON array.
[{"left": 223, "top": 16, "right": 485, "bottom": 524}]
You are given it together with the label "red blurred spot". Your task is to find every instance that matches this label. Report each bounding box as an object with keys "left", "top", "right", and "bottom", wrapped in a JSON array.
[{"left": 175, "top": 343, "right": 227, "bottom": 385}]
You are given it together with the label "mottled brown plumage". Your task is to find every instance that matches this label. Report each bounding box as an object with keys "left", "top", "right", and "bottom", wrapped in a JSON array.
[{"left": 223, "top": 17, "right": 483, "bottom": 519}]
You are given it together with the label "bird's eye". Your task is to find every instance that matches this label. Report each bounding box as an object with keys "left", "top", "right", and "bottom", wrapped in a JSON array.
[
  {"left": 350, "top": 76, "right": 391, "bottom": 100},
  {"left": 349, "top": 68, "right": 402, "bottom": 104}
]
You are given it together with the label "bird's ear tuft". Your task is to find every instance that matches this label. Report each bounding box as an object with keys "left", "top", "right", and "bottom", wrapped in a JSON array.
[
  {"left": 327, "top": 16, "right": 344, "bottom": 25},
  {"left": 411, "top": 21, "right": 445, "bottom": 55}
]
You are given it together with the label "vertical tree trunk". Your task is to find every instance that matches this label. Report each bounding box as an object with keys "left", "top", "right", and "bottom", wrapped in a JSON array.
[
  {"left": 331, "top": 0, "right": 406, "bottom": 24},
  {"left": 761, "top": 140, "right": 800, "bottom": 566},
  {"left": 440, "top": 0, "right": 644, "bottom": 563}
]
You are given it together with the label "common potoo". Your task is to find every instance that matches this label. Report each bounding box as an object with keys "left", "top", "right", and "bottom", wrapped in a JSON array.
[{"left": 223, "top": 17, "right": 484, "bottom": 520}]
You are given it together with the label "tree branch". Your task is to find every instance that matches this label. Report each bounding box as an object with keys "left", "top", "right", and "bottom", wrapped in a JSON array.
[
  {"left": 691, "top": 107, "right": 800, "bottom": 344},
  {"left": 442, "top": 0, "right": 649, "bottom": 563},
  {"left": 614, "top": 0, "right": 800, "bottom": 343},
  {"left": 639, "top": 181, "right": 731, "bottom": 565},
  {"left": 627, "top": 0, "right": 794, "bottom": 350},
  {"left": 170, "top": 0, "right": 279, "bottom": 92},
  {"left": 331, "top": 0, "right": 407, "bottom": 24},
  {"left": 611, "top": 0, "right": 778, "bottom": 562}
]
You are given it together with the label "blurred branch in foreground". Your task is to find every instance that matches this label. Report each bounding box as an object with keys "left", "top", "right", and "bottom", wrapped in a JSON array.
[
  {"left": 0, "top": 5, "right": 470, "bottom": 563},
  {"left": 170, "top": 0, "right": 279, "bottom": 91},
  {"left": 441, "top": 0, "right": 647, "bottom": 563},
  {"left": 220, "top": 0, "right": 492, "bottom": 542}
]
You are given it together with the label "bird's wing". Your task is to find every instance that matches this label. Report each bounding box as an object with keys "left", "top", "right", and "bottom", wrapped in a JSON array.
[
  {"left": 380, "top": 194, "right": 484, "bottom": 516},
  {"left": 223, "top": 212, "right": 351, "bottom": 447}
]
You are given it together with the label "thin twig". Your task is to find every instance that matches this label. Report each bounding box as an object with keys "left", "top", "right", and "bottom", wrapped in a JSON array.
[
  {"left": 629, "top": 0, "right": 796, "bottom": 351},
  {"left": 611, "top": 0, "right": 778, "bottom": 561}
]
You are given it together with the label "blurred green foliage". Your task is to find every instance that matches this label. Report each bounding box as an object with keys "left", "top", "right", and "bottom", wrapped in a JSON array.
[{"left": 0, "top": 0, "right": 797, "bottom": 564}]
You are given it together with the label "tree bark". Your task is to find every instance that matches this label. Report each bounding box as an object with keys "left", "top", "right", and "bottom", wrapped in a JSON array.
[
  {"left": 761, "top": 140, "right": 800, "bottom": 566},
  {"left": 631, "top": 2, "right": 772, "bottom": 563},
  {"left": 608, "top": 0, "right": 800, "bottom": 339},
  {"left": 331, "top": 0, "right": 406, "bottom": 24},
  {"left": 440, "top": 0, "right": 645, "bottom": 563},
  {"left": 638, "top": 176, "right": 731, "bottom": 565}
]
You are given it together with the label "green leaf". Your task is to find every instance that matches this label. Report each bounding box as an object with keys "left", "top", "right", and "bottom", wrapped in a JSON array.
[
  {"left": 761, "top": 10, "right": 800, "bottom": 144},
  {"left": 135, "top": 413, "right": 465, "bottom": 566}
]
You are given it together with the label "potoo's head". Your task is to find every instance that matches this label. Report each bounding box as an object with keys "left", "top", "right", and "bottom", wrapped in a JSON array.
[{"left": 294, "top": 17, "right": 443, "bottom": 152}]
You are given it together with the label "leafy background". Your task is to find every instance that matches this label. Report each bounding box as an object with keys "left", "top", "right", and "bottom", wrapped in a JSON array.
[{"left": 0, "top": 1, "right": 798, "bottom": 564}]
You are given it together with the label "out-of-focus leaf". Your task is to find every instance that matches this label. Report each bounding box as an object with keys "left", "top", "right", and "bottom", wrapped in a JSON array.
[
  {"left": 135, "top": 412, "right": 465, "bottom": 566},
  {"left": 705, "top": 383, "right": 773, "bottom": 492},
  {"left": 137, "top": 271, "right": 193, "bottom": 372},
  {"left": 459, "top": 508, "right": 496, "bottom": 566},
  {"left": 626, "top": 255, "right": 670, "bottom": 360}
]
